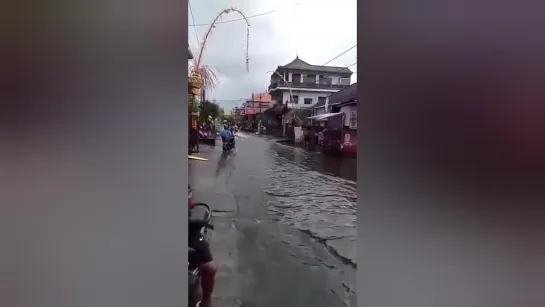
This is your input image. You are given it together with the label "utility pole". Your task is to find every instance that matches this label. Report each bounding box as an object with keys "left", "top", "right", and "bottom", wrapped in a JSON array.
[{"left": 251, "top": 93, "right": 255, "bottom": 129}]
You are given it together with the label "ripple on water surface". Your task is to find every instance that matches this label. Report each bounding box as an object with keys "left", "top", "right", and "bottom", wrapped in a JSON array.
[{"left": 256, "top": 154, "right": 357, "bottom": 267}]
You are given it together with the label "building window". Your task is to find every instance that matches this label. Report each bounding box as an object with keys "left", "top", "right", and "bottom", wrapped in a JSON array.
[
  {"left": 340, "top": 78, "right": 351, "bottom": 85},
  {"left": 317, "top": 97, "right": 327, "bottom": 105},
  {"left": 291, "top": 95, "right": 299, "bottom": 104},
  {"left": 304, "top": 75, "right": 316, "bottom": 84},
  {"left": 304, "top": 98, "right": 313, "bottom": 105},
  {"left": 320, "top": 77, "right": 332, "bottom": 85},
  {"left": 292, "top": 74, "right": 301, "bottom": 84}
]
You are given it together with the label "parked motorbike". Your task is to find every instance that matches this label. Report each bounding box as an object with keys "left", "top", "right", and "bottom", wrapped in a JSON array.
[{"left": 188, "top": 203, "right": 213, "bottom": 307}]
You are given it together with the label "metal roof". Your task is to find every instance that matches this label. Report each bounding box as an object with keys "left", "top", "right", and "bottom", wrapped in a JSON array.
[
  {"left": 307, "top": 112, "right": 343, "bottom": 121},
  {"left": 277, "top": 57, "right": 352, "bottom": 74},
  {"left": 312, "top": 83, "right": 357, "bottom": 109},
  {"left": 313, "top": 98, "right": 328, "bottom": 109},
  {"left": 328, "top": 82, "right": 357, "bottom": 105},
  {"left": 263, "top": 104, "right": 289, "bottom": 116}
]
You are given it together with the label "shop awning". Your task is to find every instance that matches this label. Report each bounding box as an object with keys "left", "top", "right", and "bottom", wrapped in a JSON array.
[
  {"left": 263, "top": 104, "right": 289, "bottom": 117},
  {"left": 307, "top": 112, "right": 343, "bottom": 121}
]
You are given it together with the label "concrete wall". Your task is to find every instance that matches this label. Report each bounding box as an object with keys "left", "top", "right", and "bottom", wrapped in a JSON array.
[
  {"left": 287, "top": 72, "right": 350, "bottom": 85},
  {"left": 281, "top": 91, "right": 330, "bottom": 109},
  {"left": 314, "top": 107, "right": 326, "bottom": 116},
  {"left": 294, "top": 126, "right": 304, "bottom": 143}
]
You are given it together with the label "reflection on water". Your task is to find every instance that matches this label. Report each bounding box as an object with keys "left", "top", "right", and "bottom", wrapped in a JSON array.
[
  {"left": 269, "top": 143, "right": 357, "bottom": 182},
  {"left": 191, "top": 135, "right": 357, "bottom": 295},
  {"left": 251, "top": 143, "right": 358, "bottom": 267}
]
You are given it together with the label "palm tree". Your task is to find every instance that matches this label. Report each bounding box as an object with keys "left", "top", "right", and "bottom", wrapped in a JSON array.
[{"left": 188, "top": 63, "right": 219, "bottom": 93}]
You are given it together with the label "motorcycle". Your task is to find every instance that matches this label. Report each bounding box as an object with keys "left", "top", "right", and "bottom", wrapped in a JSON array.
[
  {"left": 222, "top": 138, "right": 235, "bottom": 152},
  {"left": 188, "top": 202, "right": 213, "bottom": 307}
]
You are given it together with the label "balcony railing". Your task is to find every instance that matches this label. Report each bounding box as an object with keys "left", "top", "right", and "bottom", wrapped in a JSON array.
[{"left": 269, "top": 80, "right": 348, "bottom": 90}]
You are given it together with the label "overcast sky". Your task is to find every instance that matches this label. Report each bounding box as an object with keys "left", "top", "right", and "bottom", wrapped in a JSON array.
[{"left": 188, "top": 0, "right": 357, "bottom": 110}]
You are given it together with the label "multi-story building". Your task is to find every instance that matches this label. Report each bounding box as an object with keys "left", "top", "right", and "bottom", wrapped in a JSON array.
[
  {"left": 268, "top": 57, "right": 353, "bottom": 110},
  {"left": 243, "top": 92, "right": 272, "bottom": 115},
  {"left": 234, "top": 92, "right": 272, "bottom": 129}
]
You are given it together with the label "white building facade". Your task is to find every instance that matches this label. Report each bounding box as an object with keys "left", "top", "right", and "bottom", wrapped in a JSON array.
[{"left": 268, "top": 57, "right": 353, "bottom": 110}]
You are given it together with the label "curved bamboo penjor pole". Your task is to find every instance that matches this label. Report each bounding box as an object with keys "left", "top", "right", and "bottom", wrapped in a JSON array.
[
  {"left": 188, "top": 7, "right": 251, "bottom": 113},
  {"left": 187, "top": 7, "right": 251, "bottom": 155},
  {"left": 194, "top": 7, "right": 251, "bottom": 74}
]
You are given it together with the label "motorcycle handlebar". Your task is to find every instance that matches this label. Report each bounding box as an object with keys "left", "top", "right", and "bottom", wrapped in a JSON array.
[{"left": 188, "top": 220, "right": 214, "bottom": 230}]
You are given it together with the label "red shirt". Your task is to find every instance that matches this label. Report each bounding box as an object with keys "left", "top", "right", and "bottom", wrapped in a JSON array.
[{"left": 188, "top": 185, "right": 193, "bottom": 208}]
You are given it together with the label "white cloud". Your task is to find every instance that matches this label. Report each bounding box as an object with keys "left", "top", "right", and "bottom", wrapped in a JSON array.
[{"left": 188, "top": 0, "right": 357, "bottom": 110}]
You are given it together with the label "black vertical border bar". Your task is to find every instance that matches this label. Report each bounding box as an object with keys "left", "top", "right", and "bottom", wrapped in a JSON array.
[
  {"left": 181, "top": 0, "right": 190, "bottom": 305},
  {"left": 356, "top": 2, "right": 364, "bottom": 306},
  {"left": 0, "top": 0, "right": 190, "bottom": 306},
  {"left": 357, "top": 0, "right": 545, "bottom": 306}
]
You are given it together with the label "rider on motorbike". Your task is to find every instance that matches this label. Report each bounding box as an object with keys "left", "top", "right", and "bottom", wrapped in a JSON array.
[
  {"left": 188, "top": 185, "right": 217, "bottom": 307},
  {"left": 219, "top": 124, "right": 235, "bottom": 148}
]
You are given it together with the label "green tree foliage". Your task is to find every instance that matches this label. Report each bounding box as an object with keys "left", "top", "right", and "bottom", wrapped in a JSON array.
[
  {"left": 221, "top": 113, "right": 234, "bottom": 123},
  {"left": 217, "top": 104, "right": 225, "bottom": 119},
  {"left": 199, "top": 100, "right": 221, "bottom": 122}
]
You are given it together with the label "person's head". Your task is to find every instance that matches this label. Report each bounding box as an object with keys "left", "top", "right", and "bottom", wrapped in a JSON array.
[{"left": 224, "top": 124, "right": 228, "bottom": 130}]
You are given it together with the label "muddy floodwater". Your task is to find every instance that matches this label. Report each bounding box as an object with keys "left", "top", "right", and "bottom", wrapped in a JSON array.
[
  {"left": 258, "top": 144, "right": 357, "bottom": 266},
  {"left": 189, "top": 133, "right": 357, "bottom": 307}
]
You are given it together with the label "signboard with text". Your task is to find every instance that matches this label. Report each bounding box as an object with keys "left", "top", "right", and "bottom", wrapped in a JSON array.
[
  {"left": 245, "top": 107, "right": 257, "bottom": 115},
  {"left": 349, "top": 109, "right": 357, "bottom": 129}
]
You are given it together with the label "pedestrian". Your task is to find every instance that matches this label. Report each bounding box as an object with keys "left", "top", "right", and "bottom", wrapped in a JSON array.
[
  {"left": 322, "top": 127, "right": 328, "bottom": 148},
  {"left": 303, "top": 127, "right": 311, "bottom": 150},
  {"left": 189, "top": 128, "right": 199, "bottom": 153},
  {"left": 208, "top": 121, "right": 214, "bottom": 138},
  {"left": 202, "top": 122, "right": 209, "bottom": 138}
]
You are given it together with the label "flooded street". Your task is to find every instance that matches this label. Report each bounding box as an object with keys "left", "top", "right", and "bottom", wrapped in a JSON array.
[
  {"left": 189, "top": 132, "right": 357, "bottom": 307},
  {"left": 258, "top": 142, "right": 357, "bottom": 266}
]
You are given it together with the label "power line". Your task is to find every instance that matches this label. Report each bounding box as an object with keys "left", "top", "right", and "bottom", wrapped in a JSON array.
[
  {"left": 188, "top": 1, "right": 200, "bottom": 47},
  {"left": 332, "top": 62, "right": 357, "bottom": 72},
  {"left": 190, "top": 10, "right": 275, "bottom": 27},
  {"left": 187, "top": 2, "right": 305, "bottom": 27},
  {"left": 318, "top": 62, "right": 356, "bottom": 74},
  {"left": 322, "top": 45, "right": 357, "bottom": 66}
]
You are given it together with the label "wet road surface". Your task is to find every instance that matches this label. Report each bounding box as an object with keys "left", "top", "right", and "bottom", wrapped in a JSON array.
[{"left": 189, "top": 132, "right": 357, "bottom": 307}]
